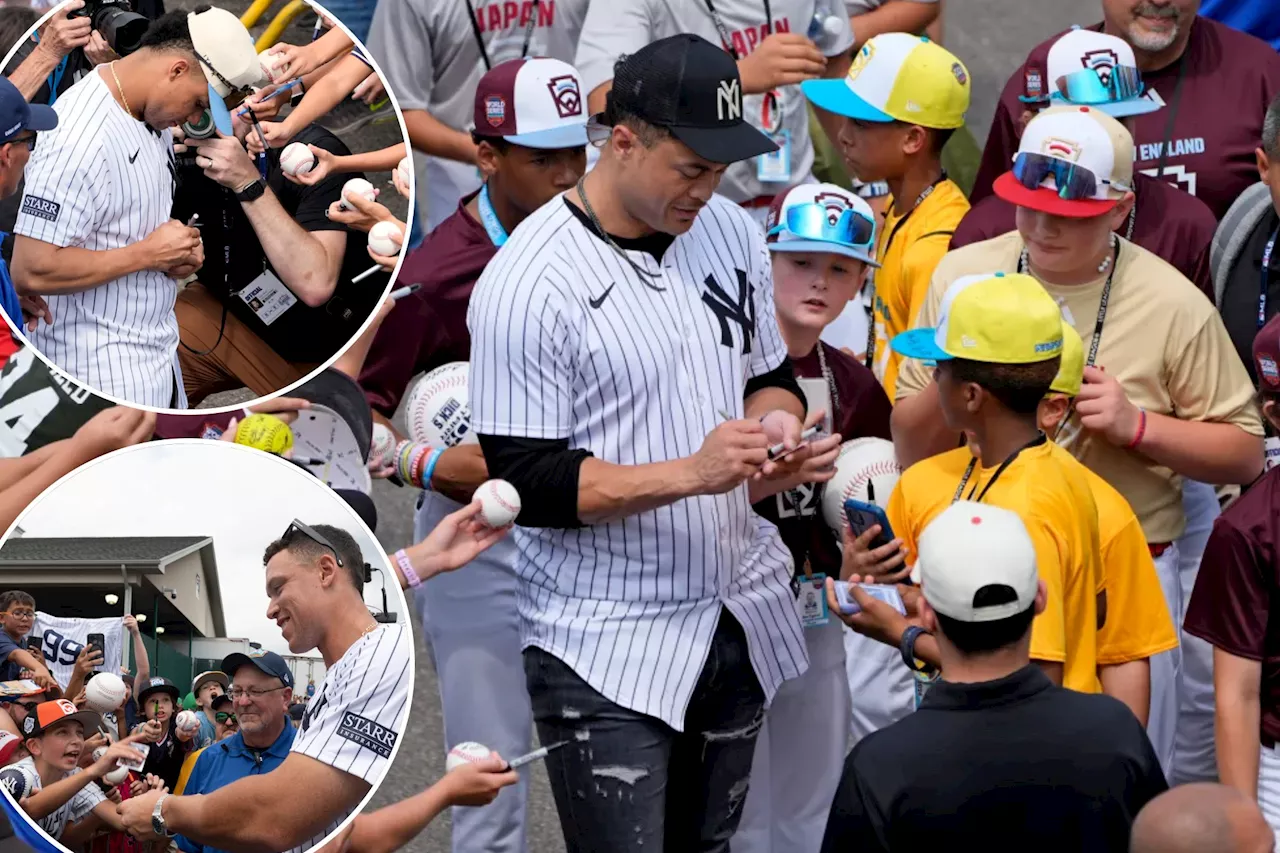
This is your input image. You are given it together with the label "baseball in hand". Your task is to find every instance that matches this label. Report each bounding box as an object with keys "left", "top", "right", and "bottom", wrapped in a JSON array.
[
  {"left": 174, "top": 710, "right": 201, "bottom": 741},
  {"left": 446, "top": 741, "right": 491, "bottom": 772},
  {"left": 396, "top": 156, "right": 412, "bottom": 189},
  {"left": 94, "top": 747, "right": 129, "bottom": 785},
  {"left": 339, "top": 178, "right": 377, "bottom": 211},
  {"left": 259, "top": 50, "right": 287, "bottom": 82},
  {"left": 234, "top": 413, "right": 295, "bottom": 455},
  {"left": 474, "top": 479, "right": 520, "bottom": 528},
  {"left": 370, "top": 423, "right": 395, "bottom": 466},
  {"left": 84, "top": 672, "right": 126, "bottom": 714},
  {"left": 368, "top": 220, "right": 403, "bottom": 257},
  {"left": 280, "top": 142, "right": 317, "bottom": 177}
]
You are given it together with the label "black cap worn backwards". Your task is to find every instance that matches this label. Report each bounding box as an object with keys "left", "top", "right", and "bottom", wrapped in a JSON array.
[{"left": 607, "top": 34, "right": 777, "bottom": 165}]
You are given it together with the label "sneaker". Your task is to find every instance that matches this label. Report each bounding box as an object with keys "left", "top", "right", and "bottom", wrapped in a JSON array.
[{"left": 319, "top": 97, "right": 392, "bottom": 136}]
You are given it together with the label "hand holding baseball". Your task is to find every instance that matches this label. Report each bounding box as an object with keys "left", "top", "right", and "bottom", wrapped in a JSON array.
[
  {"left": 1075, "top": 366, "right": 1142, "bottom": 447},
  {"left": 285, "top": 145, "right": 338, "bottom": 186},
  {"left": 326, "top": 190, "right": 392, "bottom": 234},
  {"left": 441, "top": 754, "right": 520, "bottom": 807},
  {"left": 395, "top": 501, "right": 510, "bottom": 587},
  {"left": 689, "top": 420, "right": 769, "bottom": 494}
]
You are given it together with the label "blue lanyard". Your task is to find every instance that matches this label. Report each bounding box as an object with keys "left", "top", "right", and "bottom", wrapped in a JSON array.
[
  {"left": 1261, "top": 226, "right": 1278, "bottom": 331},
  {"left": 477, "top": 184, "right": 508, "bottom": 247}
]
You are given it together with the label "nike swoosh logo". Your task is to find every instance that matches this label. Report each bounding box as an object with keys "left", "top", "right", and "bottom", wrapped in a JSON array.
[
  {"left": 129, "top": 149, "right": 139, "bottom": 163},
  {"left": 588, "top": 284, "right": 614, "bottom": 310}
]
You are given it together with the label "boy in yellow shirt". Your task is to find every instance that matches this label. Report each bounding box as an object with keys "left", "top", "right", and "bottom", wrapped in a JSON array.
[
  {"left": 830, "top": 271, "right": 1103, "bottom": 692},
  {"left": 801, "top": 33, "right": 970, "bottom": 395}
]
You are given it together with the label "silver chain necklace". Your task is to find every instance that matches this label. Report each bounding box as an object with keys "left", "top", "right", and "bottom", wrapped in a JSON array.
[{"left": 576, "top": 176, "right": 665, "bottom": 291}]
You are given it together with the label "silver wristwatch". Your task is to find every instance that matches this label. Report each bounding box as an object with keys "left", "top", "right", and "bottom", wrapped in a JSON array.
[{"left": 152, "top": 793, "right": 175, "bottom": 837}]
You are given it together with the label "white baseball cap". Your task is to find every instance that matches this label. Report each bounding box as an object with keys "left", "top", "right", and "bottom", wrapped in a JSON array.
[
  {"left": 188, "top": 6, "right": 266, "bottom": 135},
  {"left": 1045, "top": 28, "right": 1161, "bottom": 118},
  {"left": 472, "top": 57, "right": 589, "bottom": 150},
  {"left": 765, "top": 182, "right": 880, "bottom": 266},
  {"left": 918, "top": 502, "right": 1039, "bottom": 623},
  {"left": 993, "top": 105, "right": 1134, "bottom": 217}
]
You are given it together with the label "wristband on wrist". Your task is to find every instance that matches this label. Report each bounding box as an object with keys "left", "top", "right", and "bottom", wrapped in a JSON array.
[
  {"left": 393, "top": 548, "right": 423, "bottom": 588},
  {"left": 1125, "top": 407, "right": 1147, "bottom": 450},
  {"left": 422, "top": 448, "right": 444, "bottom": 491},
  {"left": 408, "top": 444, "right": 429, "bottom": 487},
  {"left": 899, "top": 625, "right": 937, "bottom": 674}
]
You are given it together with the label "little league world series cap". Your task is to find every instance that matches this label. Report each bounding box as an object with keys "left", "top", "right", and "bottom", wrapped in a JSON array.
[
  {"left": 0, "top": 76, "right": 56, "bottom": 143},
  {"left": 20, "top": 699, "right": 101, "bottom": 740},
  {"left": 605, "top": 34, "right": 776, "bottom": 164},
  {"left": 993, "top": 105, "right": 1134, "bottom": 218},
  {"left": 188, "top": 6, "right": 267, "bottom": 136},
  {"left": 801, "top": 33, "right": 970, "bottom": 129},
  {"left": 221, "top": 649, "right": 295, "bottom": 689},
  {"left": 1254, "top": 312, "right": 1280, "bottom": 392},
  {"left": 918, "top": 502, "right": 1040, "bottom": 623},
  {"left": 765, "top": 182, "right": 880, "bottom": 266},
  {"left": 136, "top": 676, "right": 181, "bottom": 706},
  {"left": 892, "top": 271, "right": 1064, "bottom": 365},
  {"left": 1044, "top": 28, "right": 1161, "bottom": 118},
  {"left": 473, "top": 57, "right": 589, "bottom": 149}
]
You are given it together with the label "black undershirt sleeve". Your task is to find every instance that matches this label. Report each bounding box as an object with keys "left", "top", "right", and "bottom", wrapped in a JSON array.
[
  {"left": 478, "top": 434, "right": 592, "bottom": 529},
  {"left": 745, "top": 357, "right": 807, "bottom": 414}
]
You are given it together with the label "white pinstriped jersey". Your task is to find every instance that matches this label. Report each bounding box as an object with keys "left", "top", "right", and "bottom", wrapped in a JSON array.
[
  {"left": 468, "top": 194, "right": 808, "bottom": 730},
  {"left": 15, "top": 70, "right": 184, "bottom": 408},
  {"left": 289, "top": 623, "right": 411, "bottom": 853}
]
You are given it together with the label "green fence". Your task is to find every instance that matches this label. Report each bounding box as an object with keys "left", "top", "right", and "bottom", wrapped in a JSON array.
[{"left": 132, "top": 635, "right": 193, "bottom": 689}]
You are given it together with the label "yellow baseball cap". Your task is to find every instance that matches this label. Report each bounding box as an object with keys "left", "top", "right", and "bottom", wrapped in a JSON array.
[
  {"left": 891, "top": 272, "right": 1063, "bottom": 364},
  {"left": 1048, "top": 322, "right": 1085, "bottom": 397},
  {"left": 801, "top": 33, "right": 970, "bottom": 130}
]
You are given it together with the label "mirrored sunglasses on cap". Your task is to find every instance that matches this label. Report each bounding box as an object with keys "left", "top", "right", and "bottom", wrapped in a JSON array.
[
  {"left": 586, "top": 112, "right": 612, "bottom": 148},
  {"left": 1054, "top": 65, "right": 1144, "bottom": 105},
  {"left": 769, "top": 203, "right": 876, "bottom": 249},
  {"left": 1011, "top": 152, "right": 1129, "bottom": 201}
]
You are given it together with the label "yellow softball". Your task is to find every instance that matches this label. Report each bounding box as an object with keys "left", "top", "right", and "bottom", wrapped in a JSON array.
[{"left": 234, "top": 413, "right": 294, "bottom": 455}]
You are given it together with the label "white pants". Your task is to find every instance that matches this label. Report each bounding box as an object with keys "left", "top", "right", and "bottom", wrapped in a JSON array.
[
  {"left": 1257, "top": 743, "right": 1280, "bottom": 843},
  {"left": 414, "top": 491, "right": 533, "bottom": 853},
  {"left": 1172, "top": 478, "right": 1222, "bottom": 784},
  {"left": 734, "top": 618, "right": 850, "bottom": 853},
  {"left": 844, "top": 628, "right": 914, "bottom": 746},
  {"left": 1148, "top": 542, "right": 1182, "bottom": 781}
]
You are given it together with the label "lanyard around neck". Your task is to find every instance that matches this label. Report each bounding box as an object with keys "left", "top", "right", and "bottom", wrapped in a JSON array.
[
  {"left": 1260, "top": 226, "right": 1278, "bottom": 331},
  {"left": 465, "top": 0, "right": 540, "bottom": 71},
  {"left": 477, "top": 184, "right": 508, "bottom": 247},
  {"left": 952, "top": 432, "right": 1048, "bottom": 505},
  {"left": 705, "top": 0, "right": 773, "bottom": 59}
]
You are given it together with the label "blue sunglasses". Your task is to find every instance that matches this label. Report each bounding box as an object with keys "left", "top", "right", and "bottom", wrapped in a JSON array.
[
  {"left": 1055, "top": 65, "right": 1144, "bottom": 105},
  {"left": 768, "top": 203, "right": 876, "bottom": 249}
]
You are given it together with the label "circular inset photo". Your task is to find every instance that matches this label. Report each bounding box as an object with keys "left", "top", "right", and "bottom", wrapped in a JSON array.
[
  {"left": 0, "top": 0, "right": 414, "bottom": 412},
  {"left": 0, "top": 439, "right": 414, "bottom": 853}
]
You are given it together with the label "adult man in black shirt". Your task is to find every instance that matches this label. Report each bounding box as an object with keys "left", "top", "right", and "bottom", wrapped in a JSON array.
[
  {"left": 821, "top": 501, "right": 1167, "bottom": 853},
  {"left": 171, "top": 120, "right": 389, "bottom": 405}
]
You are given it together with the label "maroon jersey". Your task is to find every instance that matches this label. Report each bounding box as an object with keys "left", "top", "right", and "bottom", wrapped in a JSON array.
[
  {"left": 952, "top": 172, "right": 1216, "bottom": 299},
  {"left": 360, "top": 193, "right": 496, "bottom": 417},
  {"left": 753, "top": 342, "right": 892, "bottom": 579},
  {"left": 1184, "top": 467, "right": 1280, "bottom": 744},
  {"left": 973, "top": 17, "right": 1280, "bottom": 220}
]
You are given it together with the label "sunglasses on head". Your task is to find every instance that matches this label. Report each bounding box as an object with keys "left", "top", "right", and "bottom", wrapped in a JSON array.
[
  {"left": 1011, "top": 152, "right": 1129, "bottom": 201},
  {"left": 281, "top": 520, "right": 345, "bottom": 567},
  {"left": 768, "top": 203, "right": 876, "bottom": 249},
  {"left": 1054, "top": 65, "right": 1144, "bottom": 105}
]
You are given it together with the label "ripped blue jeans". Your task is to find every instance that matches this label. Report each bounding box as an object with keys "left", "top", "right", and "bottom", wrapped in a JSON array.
[{"left": 524, "top": 610, "right": 766, "bottom": 852}]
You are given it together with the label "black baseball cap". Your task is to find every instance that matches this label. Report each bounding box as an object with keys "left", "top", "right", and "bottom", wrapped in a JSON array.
[
  {"left": 221, "top": 650, "right": 295, "bottom": 690},
  {"left": 210, "top": 694, "right": 233, "bottom": 713},
  {"left": 136, "top": 677, "right": 181, "bottom": 706},
  {"left": 606, "top": 34, "right": 776, "bottom": 165}
]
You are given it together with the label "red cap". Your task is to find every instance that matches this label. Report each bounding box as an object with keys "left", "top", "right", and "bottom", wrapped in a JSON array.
[{"left": 1254, "top": 312, "right": 1280, "bottom": 390}]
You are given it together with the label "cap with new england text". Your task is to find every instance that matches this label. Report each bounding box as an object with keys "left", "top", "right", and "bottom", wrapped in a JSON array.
[
  {"left": 0, "top": 75, "right": 56, "bottom": 144},
  {"left": 602, "top": 34, "right": 776, "bottom": 165}
]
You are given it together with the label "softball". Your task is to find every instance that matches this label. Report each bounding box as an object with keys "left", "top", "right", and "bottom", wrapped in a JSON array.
[{"left": 234, "top": 413, "right": 294, "bottom": 455}]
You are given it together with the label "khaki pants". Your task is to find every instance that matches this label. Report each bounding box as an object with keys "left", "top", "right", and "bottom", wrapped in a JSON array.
[{"left": 175, "top": 283, "right": 316, "bottom": 406}]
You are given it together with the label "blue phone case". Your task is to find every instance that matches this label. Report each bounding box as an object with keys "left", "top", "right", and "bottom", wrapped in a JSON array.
[{"left": 844, "top": 498, "right": 895, "bottom": 549}]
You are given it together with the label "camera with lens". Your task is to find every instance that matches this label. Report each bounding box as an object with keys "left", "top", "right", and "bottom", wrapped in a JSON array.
[
  {"left": 182, "top": 110, "right": 218, "bottom": 141},
  {"left": 70, "top": 0, "right": 150, "bottom": 57}
]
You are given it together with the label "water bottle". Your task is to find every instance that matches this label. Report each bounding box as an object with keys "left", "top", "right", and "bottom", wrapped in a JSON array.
[{"left": 808, "top": 0, "right": 845, "bottom": 52}]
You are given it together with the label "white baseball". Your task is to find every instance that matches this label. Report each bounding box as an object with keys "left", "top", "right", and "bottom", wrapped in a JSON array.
[
  {"left": 368, "top": 220, "right": 403, "bottom": 257},
  {"left": 259, "top": 50, "right": 287, "bottom": 83},
  {"left": 84, "top": 672, "right": 126, "bottom": 714},
  {"left": 405, "top": 362, "right": 479, "bottom": 447},
  {"left": 174, "top": 710, "right": 201, "bottom": 739},
  {"left": 280, "top": 142, "right": 317, "bottom": 177},
  {"left": 820, "top": 437, "right": 903, "bottom": 532},
  {"left": 94, "top": 747, "right": 129, "bottom": 785},
  {"left": 370, "top": 422, "right": 396, "bottom": 465},
  {"left": 475, "top": 479, "right": 520, "bottom": 527},
  {"left": 446, "top": 741, "right": 491, "bottom": 772},
  {"left": 396, "top": 156, "right": 412, "bottom": 191},
  {"left": 339, "top": 178, "right": 376, "bottom": 211}
]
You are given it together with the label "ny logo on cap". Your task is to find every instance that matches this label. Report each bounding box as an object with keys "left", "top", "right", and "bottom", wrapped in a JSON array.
[
  {"left": 546, "top": 75, "right": 582, "bottom": 119},
  {"left": 717, "top": 79, "right": 741, "bottom": 122},
  {"left": 814, "top": 191, "right": 852, "bottom": 225},
  {"left": 1081, "top": 49, "right": 1120, "bottom": 85},
  {"left": 1041, "top": 137, "right": 1083, "bottom": 162}
]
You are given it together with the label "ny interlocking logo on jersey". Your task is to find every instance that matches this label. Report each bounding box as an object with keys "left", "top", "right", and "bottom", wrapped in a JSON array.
[
  {"left": 468, "top": 194, "right": 809, "bottom": 730},
  {"left": 287, "top": 623, "right": 411, "bottom": 853},
  {"left": 15, "top": 72, "right": 183, "bottom": 408}
]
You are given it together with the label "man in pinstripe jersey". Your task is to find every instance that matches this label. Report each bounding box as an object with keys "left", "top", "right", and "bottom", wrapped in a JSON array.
[
  {"left": 469, "top": 35, "right": 833, "bottom": 851},
  {"left": 10, "top": 6, "right": 262, "bottom": 408}
]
